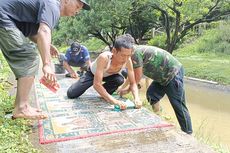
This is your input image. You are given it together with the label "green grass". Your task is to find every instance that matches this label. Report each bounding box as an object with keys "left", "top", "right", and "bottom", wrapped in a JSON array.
[
  {"left": 195, "top": 119, "right": 230, "bottom": 153},
  {"left": 0, "top": 53, "right": 11, "bottom": 80},
  {"left": 0, "top": 52, "right": 40, "bottom": 153},
  {"left": 173, "top": 24, "right": 230, "bottom": 85},
  {"left": 174, "top": 51, "right": 230, "bottom": 85}
]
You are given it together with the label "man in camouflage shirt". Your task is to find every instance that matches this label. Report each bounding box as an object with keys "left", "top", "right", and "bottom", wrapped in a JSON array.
[{"left": 119, "top": 45, "right": 192, "bottom": 134}]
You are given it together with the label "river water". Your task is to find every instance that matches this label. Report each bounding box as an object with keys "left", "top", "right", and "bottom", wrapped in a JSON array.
[{"left": 139, "top": 79, "right": 230, "bottom": 150}]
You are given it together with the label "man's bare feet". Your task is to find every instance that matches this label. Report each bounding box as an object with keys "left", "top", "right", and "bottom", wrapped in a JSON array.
[
  {"left": 12, "top": 105, "right": 47, "bottom": 120},
  {"left": 27, "top": 105, "right": 42, "bottom": 112},
  {"left": 14, "top": 103, "right": 42, "bottom": 112}
]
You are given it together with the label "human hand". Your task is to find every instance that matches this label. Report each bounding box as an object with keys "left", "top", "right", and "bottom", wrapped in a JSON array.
[
  {"left": 114, "top": 100, "right": 127, "bottom": 110},
  {"left": 70, "top": 72, "right": 78, "bottom": 79},
  {"left": 134, "top": 99, "right": 142, "bottom": 109},
  {"left": 40, "top": 76, "right": 59, "bottom": 93},
  {"left": 117, "top": 88, "right": 130, "bottom": 97},
  {"left": 42, "top": 64, "right": 57, "bottom": 85},
  {"left": 50, "top": 44, "right": 59, "bottom": 58}
]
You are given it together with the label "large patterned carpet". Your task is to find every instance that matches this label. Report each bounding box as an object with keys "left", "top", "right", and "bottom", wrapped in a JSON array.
[{"left": 35, "top": 77, "right": 172, "bottom": 144}]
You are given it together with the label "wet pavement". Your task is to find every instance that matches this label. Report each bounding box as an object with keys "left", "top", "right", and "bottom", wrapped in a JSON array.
[{"left": 30, "top": 126, "right": 215, "bottom": 153}]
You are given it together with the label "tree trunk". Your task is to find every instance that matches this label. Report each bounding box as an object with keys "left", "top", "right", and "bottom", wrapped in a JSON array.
[{"left": 167, "top": 43, "right": 175, "bottom": 54}]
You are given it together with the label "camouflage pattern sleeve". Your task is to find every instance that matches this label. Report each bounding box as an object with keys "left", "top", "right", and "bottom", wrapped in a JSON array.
[{"left": 132, "top": 50, "right": 143, "bottom": 69}]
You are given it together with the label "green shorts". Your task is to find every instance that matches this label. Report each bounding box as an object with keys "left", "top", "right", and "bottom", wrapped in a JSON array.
[{"left": 0, "top": 27, "right": 39, "bottom": 79}]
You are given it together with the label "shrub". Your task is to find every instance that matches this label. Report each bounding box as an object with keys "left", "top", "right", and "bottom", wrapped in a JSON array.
[
  {"left": 147, "top": 34, "right": 167, "bottom": 49},
  {"left": 194, "top": 22, "right": 230, "bottom": 54},
  {"left": 82, "top": 38, "right": 106, "bottom": 52}
]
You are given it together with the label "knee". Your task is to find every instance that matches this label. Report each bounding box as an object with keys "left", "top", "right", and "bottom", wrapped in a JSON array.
[
  {"left": 146, "top": 92, "right": 159, "bottom": 106},
  {"left": 67, "top": 89, "right": 75, "bottom": 99},
  {"left": 67, "top": 87, "right": 79, "bottom": 99}
]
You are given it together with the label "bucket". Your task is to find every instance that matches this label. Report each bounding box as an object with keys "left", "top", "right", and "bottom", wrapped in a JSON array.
[{"left": 54, "top": 64, "right": 65, "bottom": 74}]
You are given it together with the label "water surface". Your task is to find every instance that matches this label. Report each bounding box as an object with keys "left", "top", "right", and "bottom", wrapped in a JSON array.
[{"left": 140, "top": 79, "right": 230, "bottom": 149}]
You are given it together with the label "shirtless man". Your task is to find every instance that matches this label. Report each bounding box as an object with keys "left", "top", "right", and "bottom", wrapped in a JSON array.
[{"left": 67, "top": 34, "right": 141, "bottom": 109}]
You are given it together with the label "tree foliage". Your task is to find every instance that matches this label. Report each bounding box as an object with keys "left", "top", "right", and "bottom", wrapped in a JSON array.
[
  {"left": 53, "top": 0, "right": 133, "bottom": 49},
  {"left": 53, "top": 0, "right": 230, "bottom": 53},
  {"left": 147, "top": 0, "right": 230, "bottom": 53}
]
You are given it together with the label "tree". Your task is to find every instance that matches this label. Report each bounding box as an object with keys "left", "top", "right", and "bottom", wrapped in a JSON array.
[
  {"left": 128, "top": 1, "right": 161, "bottom": 43},
  {"left": 53, "top": 0, "right": 230, "bottom": 53},
  {"left": 52, "top": 17, "right": 80, "bottom": 46},
  {"left": 148, "top": 0, "right": 230, "bottom": 53},
  {"left": 53, "top": 0, "right": 159, "bottom": 48},
  {"left": 71, "top": 0, "right": 133, "bottom": 50}
]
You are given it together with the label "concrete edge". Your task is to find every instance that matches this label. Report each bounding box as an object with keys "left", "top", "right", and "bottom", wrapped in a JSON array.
[{"left": 185, "top": 76, "right": 218, "bottom": 85}]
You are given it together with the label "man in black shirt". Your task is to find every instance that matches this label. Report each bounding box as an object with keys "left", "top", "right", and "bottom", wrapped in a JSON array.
[{"left": 0, "top": 0, "right": 90, "bottom": 120}]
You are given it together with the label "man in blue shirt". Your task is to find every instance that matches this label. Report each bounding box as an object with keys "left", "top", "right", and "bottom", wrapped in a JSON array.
[{"left": 59, "top": 42, "right": 91, "bottom": 78}]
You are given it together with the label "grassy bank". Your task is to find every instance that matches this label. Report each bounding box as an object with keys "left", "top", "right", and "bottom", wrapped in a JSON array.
[
  {"left": 0, "top": 53, "right": 40, "bottom": 153},
  {"left": 174, "top": 50, "right": 230, "bottom": 85},
  {"left": 173, "top": 22, "right": 230, "bottom": 85}
]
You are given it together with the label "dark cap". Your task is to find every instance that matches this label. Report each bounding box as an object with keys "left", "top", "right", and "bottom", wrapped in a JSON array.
[
  {"left": 80, "top": 0, "right": 91, "bottom": 10},
  {"left": 71, "top": 42, "right": 81, "bottom": 52}
]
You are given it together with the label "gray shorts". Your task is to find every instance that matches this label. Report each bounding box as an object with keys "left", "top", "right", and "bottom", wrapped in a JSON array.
[{"left": 0, "top": 27, "right": 39, "bottom": 79}]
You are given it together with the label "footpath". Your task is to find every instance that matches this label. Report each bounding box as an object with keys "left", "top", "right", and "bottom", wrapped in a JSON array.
[{"left": 26, "top": 70, "right": 216, "bottom": 153}]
